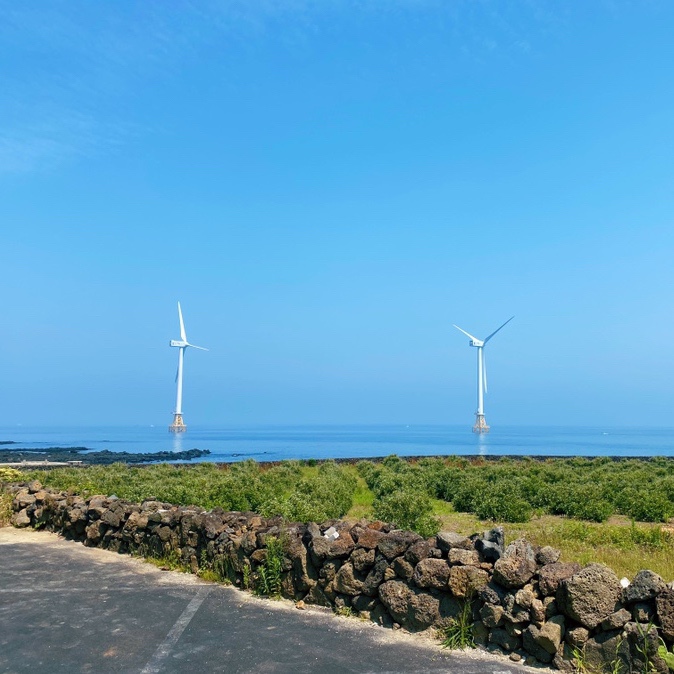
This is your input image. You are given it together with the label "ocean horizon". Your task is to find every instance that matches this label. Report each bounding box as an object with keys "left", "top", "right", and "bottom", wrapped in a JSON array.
[{"left": 1, "top": 424, "right": 673, "bottom": 463}]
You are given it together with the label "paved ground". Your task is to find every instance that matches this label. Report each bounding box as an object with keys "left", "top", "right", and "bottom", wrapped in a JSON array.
[{"left": 0, "top": 528, "right": 534, "bottom": 674}]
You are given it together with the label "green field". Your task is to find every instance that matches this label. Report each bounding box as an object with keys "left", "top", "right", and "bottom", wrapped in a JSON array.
[{"left": 5, "top": 455, "right": 674, "bottom": 579}]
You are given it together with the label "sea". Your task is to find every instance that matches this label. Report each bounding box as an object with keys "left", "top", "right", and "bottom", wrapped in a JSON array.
[{"left": 1, "top": 425, "right": 673, "bottom": 463}]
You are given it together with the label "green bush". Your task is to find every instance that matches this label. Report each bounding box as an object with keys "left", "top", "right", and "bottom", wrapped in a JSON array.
[
  {"left": 450, "top": 475, "right": 488, "bottom": 514},
  {"left": 473, "top": 489, "right": 532, "bottom": 523},
  {"left": 372, "top": 488, "right": 439, "bottom": 538},
  {"left": 622, "top": 491, "right": 672, "bottom": 523},
  {"left": 549, "top": 484, "right": 614, "bottom": 523}
]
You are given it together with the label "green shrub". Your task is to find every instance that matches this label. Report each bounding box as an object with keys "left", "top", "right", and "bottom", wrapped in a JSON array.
[
  {"left": 259, "top": 461, "right": 356, "bottom": 522},
  {"left": 372, "top": 488, "right": 439, "bottom": 538},
  {"left": 451, "top": 475, "right": 488, "bottom": 514},
  {"left": 473, "top": 489, "right": 532, "bottom": 523},
  {"left": 622, "top": 491, "right": 672, "bottom": 523}
]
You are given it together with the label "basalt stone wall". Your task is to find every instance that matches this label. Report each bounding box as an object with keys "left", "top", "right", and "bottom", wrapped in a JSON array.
[{"left": 9, "top": 481, "right": 674, "bottom": 672}]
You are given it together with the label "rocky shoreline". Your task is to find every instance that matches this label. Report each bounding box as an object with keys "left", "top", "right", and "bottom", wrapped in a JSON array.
[
  {"left": 7, "top": 481, "right": 674, "bottom": 672},
  {"left": 0, "top": 446, "right": 210, "bottom": 465}
]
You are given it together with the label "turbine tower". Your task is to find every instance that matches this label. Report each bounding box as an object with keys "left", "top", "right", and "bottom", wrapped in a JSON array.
[
  {"left": 453, "top": 316, "right": 514, "bottom": 434},
  {"left": 169, "top": 302, "right": 208, "bottom": 433}
]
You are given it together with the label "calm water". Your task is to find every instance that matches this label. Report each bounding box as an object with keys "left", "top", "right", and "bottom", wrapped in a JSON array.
[{"left": 1, "top": 425, "right": 673, "bottom": 462}]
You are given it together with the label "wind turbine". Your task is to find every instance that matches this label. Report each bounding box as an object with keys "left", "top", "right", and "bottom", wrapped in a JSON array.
[
  {"left": 169, "top": 302, "right": 208, "bottom": 433},
  {"left": 453, "top": 316, "right": 514, "bottom": 433}
]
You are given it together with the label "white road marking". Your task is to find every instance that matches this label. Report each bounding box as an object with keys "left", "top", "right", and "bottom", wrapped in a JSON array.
[
  {"left": 0, "top": 586, "right": 149, "bottom": 593},
  {"left": 140, "top": 586, "right": 212, "bottom": 673}
]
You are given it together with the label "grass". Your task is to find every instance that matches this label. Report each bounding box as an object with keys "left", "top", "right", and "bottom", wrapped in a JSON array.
[
  {"left": 198, "top": 550, "right": 233, "bottom": 584},
  {"left": 333, "top": 605, "right": 354, "bottom": 618},
  {"left": 438, "top": 600, "right": 475, "bottom": 650},
  {"left": 428, "top": 507, "right": 674, "bottom": 580},
  {"left": 136, "top": 544, "right": 190, "bottom": 573},
  {"left": 347, "top": 473, "right": 375, "bottom": 520}
]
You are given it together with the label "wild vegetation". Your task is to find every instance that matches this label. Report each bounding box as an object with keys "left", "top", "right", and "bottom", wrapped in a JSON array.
[
  {"left": 5, "top": 454, "right": 674, "bottom": 578},
  {"left": 0, "top": 467, "right": 21, "bottom": 525},
  {"left": 24, "top": 460, "right": 357, "bottom": 523},
  {"left": 356, "top": 455, "right": 674, "bottom": 525}
]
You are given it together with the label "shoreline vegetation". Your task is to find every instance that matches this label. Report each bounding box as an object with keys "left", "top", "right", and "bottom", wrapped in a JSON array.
[{"left": 2, "top": 455, "right": 674, "bottom": 579}]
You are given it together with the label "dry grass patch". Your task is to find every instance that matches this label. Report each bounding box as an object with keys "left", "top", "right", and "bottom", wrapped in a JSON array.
[
  {"left": 433, "top": 507, "right": 674, "bottom": 581},
  {"left": 0, "top": 492, "right": 12, "bottom": 527}
]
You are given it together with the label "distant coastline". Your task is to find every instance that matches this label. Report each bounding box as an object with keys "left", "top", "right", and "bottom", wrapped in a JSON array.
[{"left": 0, "top": 445, "right": 210, "bottom": 465}]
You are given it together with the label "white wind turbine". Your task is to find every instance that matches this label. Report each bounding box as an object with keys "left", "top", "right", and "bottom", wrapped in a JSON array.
[
  {"left": 453, "top": 316, "right": 514, "bottom": 433},
  {"left": 169, "top": 302, "right": 208, "bottom": 433}
]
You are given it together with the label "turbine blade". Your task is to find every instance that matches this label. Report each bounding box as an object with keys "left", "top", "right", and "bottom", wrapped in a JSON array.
[
  {"left": 453, "top": 324, "right": 479, "bottom": 342},
  {"left": 175, "top": 363, "right": 179, "bottom": 383},
  {"left": 483, "top": 316, "right": 514, "bottom": 344},
  {"left": 187, "top": 343, "right": 209, "bottom": 351},
  {"left": 178, "top": 302, "right": 187, "bottom": 342},
  {"left": 483, "top": 353, "right": 488, "bottom": 394}
]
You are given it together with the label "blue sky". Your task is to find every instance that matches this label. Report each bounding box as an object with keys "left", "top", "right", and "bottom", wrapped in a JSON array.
[{"left": 1, "top": 1, "right": 673, "bottom": 427}]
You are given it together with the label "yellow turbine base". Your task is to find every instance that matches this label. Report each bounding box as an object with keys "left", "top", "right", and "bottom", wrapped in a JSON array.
[
  {"left": 473, "top": 414, "right": 490, "bottom": 434},
  {"left": 169, "top": 414, "right": 186, "bottom": 433}
]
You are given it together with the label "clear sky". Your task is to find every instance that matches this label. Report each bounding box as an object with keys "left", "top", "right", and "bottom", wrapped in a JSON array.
[{"left": 1, "top": 1, "right": 673, "bottom": 427}]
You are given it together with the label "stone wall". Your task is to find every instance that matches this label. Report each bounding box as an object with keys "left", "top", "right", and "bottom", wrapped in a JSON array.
[{"left": 9, "top": 481, "right": 674, "bottom": 672}]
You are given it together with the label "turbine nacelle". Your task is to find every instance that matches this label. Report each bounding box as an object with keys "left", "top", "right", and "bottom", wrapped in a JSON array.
[
  {"left": 170, "top": 340, "right": 187, "bottom": 348},
  {"left": 468, "top": 339, "right": 484, "bottom": 348}
]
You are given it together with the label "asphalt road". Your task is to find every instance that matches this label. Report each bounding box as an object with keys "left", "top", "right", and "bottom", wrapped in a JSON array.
[{"left": 0, "top": 528, "right": 534, "bottom": 674}]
